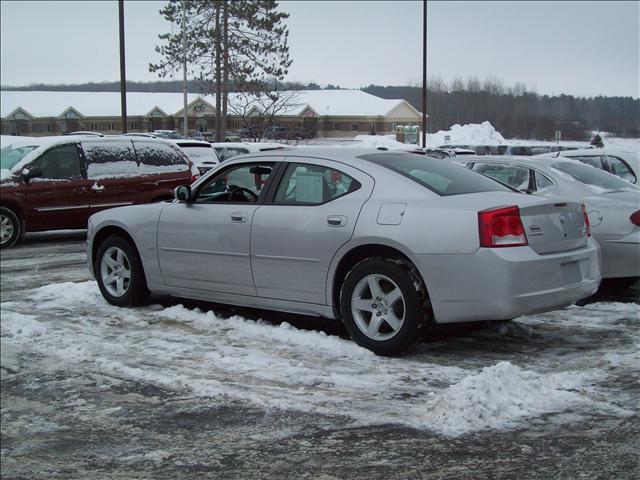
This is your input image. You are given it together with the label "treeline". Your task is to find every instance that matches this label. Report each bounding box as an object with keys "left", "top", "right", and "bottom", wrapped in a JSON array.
[
  {"left": 0, "top": 79, "right": 331, "bottom": 93},
  {"left": 363, "top": 80, "right": 640, "bottom": 140}
]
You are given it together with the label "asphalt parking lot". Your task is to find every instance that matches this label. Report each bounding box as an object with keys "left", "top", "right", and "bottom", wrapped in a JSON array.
[{"left": 1, "top": 231, "right": 639, "bottom": 480}]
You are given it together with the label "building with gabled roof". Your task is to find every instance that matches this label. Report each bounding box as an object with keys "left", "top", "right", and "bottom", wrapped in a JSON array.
[{"left": 0, "top": 90, "right": 422, "bottom": 138}]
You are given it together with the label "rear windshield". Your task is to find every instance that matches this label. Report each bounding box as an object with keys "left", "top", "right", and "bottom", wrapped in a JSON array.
[
  {"left": 358, "top": 152, "right": 512, "bottom": 196},
  {"left": 552, "top": 162, "right": 637, "bottom": 193}
]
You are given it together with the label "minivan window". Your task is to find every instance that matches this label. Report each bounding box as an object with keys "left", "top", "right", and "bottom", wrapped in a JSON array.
[
  {"left": 133, "top": 141, "right": 189, "bottom": 173},
  {"left": 83, "top": 140, "right": 138, "bottom": 179},
  {"left": 31, "top": 144, "right": 82, "bottom": 180},
  {"left": 1, "top": 144, "right": 39, "bottom": 170},
  {"left": 359, "top": 152, "right": 511, "bottom": 196},
  {"left": 552, "top": 162, "right": 637, "bottom": 192}
]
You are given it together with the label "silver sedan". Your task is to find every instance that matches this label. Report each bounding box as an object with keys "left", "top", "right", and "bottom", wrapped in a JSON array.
[
  {"left": 87, "top": 148, "right": 600, "bottom": 355},
  {"left": 462, "top": 155, "right": 640, "bottom": 287}
]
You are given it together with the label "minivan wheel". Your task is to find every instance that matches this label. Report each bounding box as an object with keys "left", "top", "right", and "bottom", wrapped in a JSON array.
[
  {"left": 95, "top": 235, "right": 149, "bottom": 306},
  {"left": 0, "top": 207, "right": 20, "bottom": 249},
  {"left": 340, "top": 257, "right": 433, "bottom": 356}
]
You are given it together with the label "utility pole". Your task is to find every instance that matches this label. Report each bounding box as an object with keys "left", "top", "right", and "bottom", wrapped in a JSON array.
[
  {"left": 182, "top": 0, "right": 188, "bottom": 137},
  {"left": 421, "top": 0, "right": 427, "bottom": 149},
  {"left": 119, "top": 0, "right": 127, "bottom": 133}
]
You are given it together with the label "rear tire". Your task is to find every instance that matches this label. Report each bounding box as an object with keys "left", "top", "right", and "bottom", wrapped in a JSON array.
[
  {"left": 0, "top": 207, "right": 21, "bottom": 249},
  {"left": 340, "top": 257, "right": 433, "bottom": 356},
  {"left": 95, "top": 235, "right": 149, "bottom": 306}
]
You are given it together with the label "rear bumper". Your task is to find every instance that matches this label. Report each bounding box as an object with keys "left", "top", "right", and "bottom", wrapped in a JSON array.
[
  {"left": 598, "top": 230, "right": 640, "bottom": 279},
  {"left": 413, "top": 239, "right": 601, "bottom": 323}
]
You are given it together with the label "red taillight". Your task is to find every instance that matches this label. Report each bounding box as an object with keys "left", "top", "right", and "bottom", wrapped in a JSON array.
[
  {"left": 582, "top": 204, "right": 591, "bottom": 236},
  {"left": 631, "top": 210, "right": 640, "bottom": 227},
  {"left": 478, "top": 205, "right": 528, "bottom": 248}
]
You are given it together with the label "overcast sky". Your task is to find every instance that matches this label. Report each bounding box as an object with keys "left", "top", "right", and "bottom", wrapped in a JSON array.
[{"left": 1, "top": 0, "right": 638, "bottom": 98}]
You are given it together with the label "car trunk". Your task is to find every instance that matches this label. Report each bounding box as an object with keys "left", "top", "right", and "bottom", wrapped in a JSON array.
[{"left": 519, "top": 201, "right": 588, "bottom": 254}]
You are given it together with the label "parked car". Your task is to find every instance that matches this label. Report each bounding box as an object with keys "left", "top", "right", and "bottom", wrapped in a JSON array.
[
  {"left": 538, "top": 148, "right": 639, "bottom": 184},
  {"left": 123, "top": 133, "right": 159, "bottom": 138},
  {"left": 210, "top": 142, "right": 286, "bottom": 164},
  {"left": 153, "top": 130, "right": 185, "bottom": 140},
  {"left": 264, "top": 126, "right": 288, "bottom": 140},
  {"left": 406, "top": 148, "right": 456, "bottom": 159},
  {"left": 170, "top": 139, "right": 221, "bottom": 175},
  {"left": 87, "top": 148, "right": 599, "bottom": 356},
  {"left": 460, "top": 156, "right": 640, "bottom": 287},
  {"left": 0, "top": 136, "right": 198, "bottom": 248}
]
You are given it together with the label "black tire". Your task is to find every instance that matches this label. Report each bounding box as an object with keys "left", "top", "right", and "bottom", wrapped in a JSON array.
[
  {"left": 0, "top": 207, "right": 21, "bottom": 249},
  {"left": 339, "top": 257, "right": 433, "bottom": 356},
  {"left": 95, "top": 234, "right": 149, "bottom": 307}
]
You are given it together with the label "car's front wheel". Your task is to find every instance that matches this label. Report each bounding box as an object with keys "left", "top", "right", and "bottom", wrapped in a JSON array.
[
  {"left": 0, "top": 207, "right": 21, "bottom": 249},
  {"left": 340, "top": 257, "right": 433, "bottom": 356},
  {"left": 95, "top": 235, "right": 149, "bottom": 306}
]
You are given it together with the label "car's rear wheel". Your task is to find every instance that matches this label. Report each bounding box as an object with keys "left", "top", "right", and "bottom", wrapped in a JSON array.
[
  {"left": 340, "top": 257, "right": 433, "bottom": 356},
  {"left": 95, "top": 235, "right": 149, "bottom": 306},
  {"left": 0, "top": 207, "right": 21, "bottom": 249}
]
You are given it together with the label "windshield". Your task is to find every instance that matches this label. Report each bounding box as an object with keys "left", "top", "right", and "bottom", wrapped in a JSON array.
[
  {"left": 358, "top": 152, "right": 512, "bottom": 196},
  {"left": 552, "top": 162, "right": 638, "bottom": 193},
  {"left": 0, "top": 144, "right": 39, "bottom": 170}
]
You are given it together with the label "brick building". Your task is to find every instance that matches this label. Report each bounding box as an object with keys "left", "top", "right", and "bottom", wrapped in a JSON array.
[{"left": 0, "top": 90, "right": 422, "bottom": 139}]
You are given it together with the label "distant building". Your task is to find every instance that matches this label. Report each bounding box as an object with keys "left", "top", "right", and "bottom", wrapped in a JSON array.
[{"left": 0, "top": 90, "right": 422, "bottom": 139}]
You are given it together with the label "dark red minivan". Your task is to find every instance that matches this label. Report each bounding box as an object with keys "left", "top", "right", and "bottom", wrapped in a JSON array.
[{"left": 0, "top": 136, "right": 198, "bottom": 248}]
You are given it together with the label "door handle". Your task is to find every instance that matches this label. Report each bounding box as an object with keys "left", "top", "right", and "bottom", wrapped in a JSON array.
[
  {"left": 231, "top": 212, "right": 248, "bottom": 223},
  {"left": 73, "top": 187, "right": 87, "bottom": 194},
  {"left": 327, "top": 215, "right": 347, "bottom": 227}
]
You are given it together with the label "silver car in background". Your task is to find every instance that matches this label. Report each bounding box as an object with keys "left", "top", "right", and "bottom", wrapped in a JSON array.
[
  {"left": 462, "top": 156, "right": 640, "bottom": 287},
  {"left": 87, "top": 149, "right": 599, "bottom": 355},
  {"left": 539, "top": 148, "right": 639, "bottom": 184}
]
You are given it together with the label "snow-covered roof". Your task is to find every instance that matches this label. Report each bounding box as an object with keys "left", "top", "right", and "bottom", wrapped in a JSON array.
[{"left": 0, "top": 90, "right": 421, "bottom": 119}]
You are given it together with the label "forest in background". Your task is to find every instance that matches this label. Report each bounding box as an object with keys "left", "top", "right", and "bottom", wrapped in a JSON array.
[{"left": 3, "top": 78, "right": 638, "bottom": 140}]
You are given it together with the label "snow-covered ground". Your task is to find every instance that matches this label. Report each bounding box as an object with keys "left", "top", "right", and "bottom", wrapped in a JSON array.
[
  {"left": 1, "top": 233, "right": 639, "bottom": 478},
  {"left": 2, "top": 245, "right": 638, "bottom": 438}
]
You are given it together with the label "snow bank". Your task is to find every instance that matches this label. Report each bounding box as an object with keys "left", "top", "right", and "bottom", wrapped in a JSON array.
[{"left": 428, "top": 121, "right": 506, "bottom": 146}]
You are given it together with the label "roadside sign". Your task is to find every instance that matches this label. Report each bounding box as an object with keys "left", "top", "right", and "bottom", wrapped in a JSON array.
[{"left": 555, "top": 130, "right": 562, "bottom": 143}]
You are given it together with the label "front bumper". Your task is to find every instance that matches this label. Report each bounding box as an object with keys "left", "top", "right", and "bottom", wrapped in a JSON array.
[{"left": 413, "top": 239, "right": 601, "bottom": 323}]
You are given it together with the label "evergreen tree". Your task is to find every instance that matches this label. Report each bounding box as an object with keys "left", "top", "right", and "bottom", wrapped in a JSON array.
[
  {"left": 150, "top": 0, "right": 292, "bottom": 141},
  {"left": 590, "top": 133, "right": 604, "bottom": 147}
]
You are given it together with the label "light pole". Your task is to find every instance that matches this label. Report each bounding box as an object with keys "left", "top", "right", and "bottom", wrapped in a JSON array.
[
  {"left": 182, "top": 1, "right": 188, "bottom": 137},
  {"left": 421, "top": 0, "right": 427, "bottom": 149},
  {"left": 119, "top": 0, "right": 127, "bottom": 133}
]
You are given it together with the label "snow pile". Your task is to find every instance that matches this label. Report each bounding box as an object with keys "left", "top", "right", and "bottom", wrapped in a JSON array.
[
  {"left": 351, "top": 134, "right": 409, "bottom": 150},
  {"left": 420, "top": 362, "right": 596, "bottom": 436},
  {"left": 428, "top": 121, "right": 506, "bottom": 146}
]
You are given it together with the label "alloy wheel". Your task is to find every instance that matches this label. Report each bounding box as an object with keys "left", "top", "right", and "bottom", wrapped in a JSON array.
[{"left": 351, "top": 274, "right": 406, "bottom": 341}]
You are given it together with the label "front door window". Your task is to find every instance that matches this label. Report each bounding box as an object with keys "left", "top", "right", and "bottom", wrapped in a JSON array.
[{"left": 194, "top": 163, "right": 274, "bottom": 203}]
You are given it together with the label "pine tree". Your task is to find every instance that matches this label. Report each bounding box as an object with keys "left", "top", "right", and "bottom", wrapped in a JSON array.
[
  {"left": 150, "top": 0, "right": 292, "bottom": 141},
  {"left": 590, "top": 133, "right": 604, "bottom": 148}
]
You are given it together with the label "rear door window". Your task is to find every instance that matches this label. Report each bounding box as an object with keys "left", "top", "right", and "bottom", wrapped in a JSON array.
[
  {"left": 358, "top": 152, "right": 511, "bottom": 196},
  {"left": 32, "top": 144, "right": 83, "bottom": 180},
  {"left": 133, "top": 141, "right": 189, "bottom": 174},
  {"left": 472, "top": 163, "right": 532, "bottom": 191},
  {"left": 570, "top": 155, "right": 605, "bottom": 170},
  {"left": 83, "top": 140, "right": 138, "bottom": 179},
  {"left": 273, "top": 163, "right": 360, "bottom": 205}
]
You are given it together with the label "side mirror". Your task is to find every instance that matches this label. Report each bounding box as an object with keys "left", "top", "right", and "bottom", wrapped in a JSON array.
[
  {"left": 22, "top": 167, "right": 42, "bottom": 183},
  {"left": 174, "top": 185, "right": 192, "bottom": 202}
]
